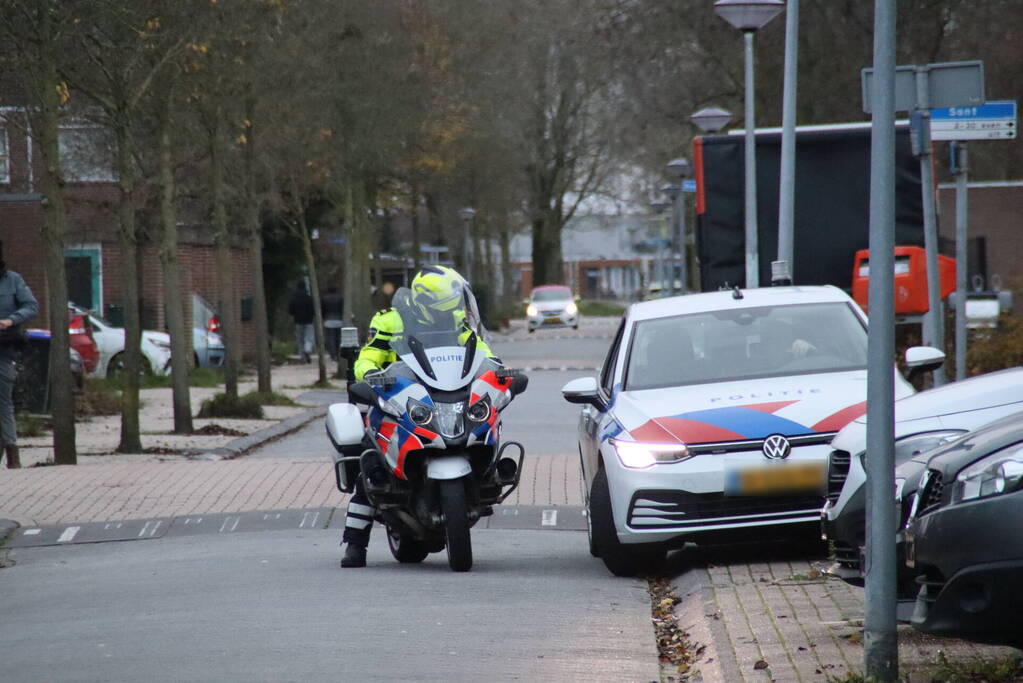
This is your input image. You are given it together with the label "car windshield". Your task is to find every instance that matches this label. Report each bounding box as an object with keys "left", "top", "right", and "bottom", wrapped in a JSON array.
[
  {"left": 532, "top": 287, "right": 572, "bottom": 302},
  {"left": 624, "top": 302, "right": 868, "bottom": 390}
]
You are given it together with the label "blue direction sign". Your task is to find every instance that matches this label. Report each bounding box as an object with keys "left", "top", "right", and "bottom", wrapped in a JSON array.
[
  {"left": 682, "top": 179, "right": 696, "bottom": 193},
  {"left": 931, "top": 100, "right": 1017, "bottom": 141}
]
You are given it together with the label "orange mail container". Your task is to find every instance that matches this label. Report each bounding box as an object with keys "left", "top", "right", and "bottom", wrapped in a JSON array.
[{"left": 852, "top": 246, "right": 956, "bottom": 315}]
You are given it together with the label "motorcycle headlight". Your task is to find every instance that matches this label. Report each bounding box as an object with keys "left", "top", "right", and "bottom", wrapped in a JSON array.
[
  {"left": 433, "top": 402, "right": 465, "bottom": 438},
  {"left": 466, "top": 397, "right": 491, "bottom": 423},
  {"left": 526, "top": 304, "right": 538, "bottom": 317},
  {"left": 565, "top": 301, "right": 578, "bottom": 315},
  {"left": 407, "top": 398, "right": 434, "bottom": 426},
  {"left": 611, "top": 439, "right": 690, "bottom": 470},
  {"left": 950, "top": 444, "right": 1023, "bottom": 504},
  {"left": 891, "top": 430, "right": 966, "bottom": 466}
]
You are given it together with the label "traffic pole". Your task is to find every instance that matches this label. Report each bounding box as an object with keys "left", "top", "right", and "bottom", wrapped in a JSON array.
[
  {"left": 953, "top": 142, "right": 969, "bottom": 380},
  {"left": 864, "top": 0, "right": 899, "bottom": 679}
]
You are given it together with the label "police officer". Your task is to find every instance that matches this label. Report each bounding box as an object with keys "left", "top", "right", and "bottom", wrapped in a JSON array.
[
  {"left": 340, "top": 265, "right": 495, "bottom": 567},
  {"left": 0, "top": 240, "right": 39, "bottom": 469}
]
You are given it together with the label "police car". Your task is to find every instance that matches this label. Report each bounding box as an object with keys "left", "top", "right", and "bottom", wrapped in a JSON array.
[{"left": 562, "top": 285, "right": 916, "bottom": 576}]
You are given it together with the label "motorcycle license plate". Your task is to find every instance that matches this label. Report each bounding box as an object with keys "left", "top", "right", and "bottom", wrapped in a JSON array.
[{"left": 725, "top": 462, "right": 826, "bottom": 496}]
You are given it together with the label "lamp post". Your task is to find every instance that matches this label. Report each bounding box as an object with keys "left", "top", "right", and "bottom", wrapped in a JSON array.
[
  {"left": 649, "top": 197, "right": 671, "bottom": 297},
  {"left": 714, "top": 0, "right": 784, "bottom": 289},
  {"left": 458, "top": 206, "right": 476, "bottom": 279},
  {"left": 665, "top": 158, "right": 693, "bottom": 294}
]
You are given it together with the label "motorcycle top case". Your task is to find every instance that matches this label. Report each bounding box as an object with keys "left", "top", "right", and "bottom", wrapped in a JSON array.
[{"left": 326, "top": 402, "right": 365, "bottom": 492}]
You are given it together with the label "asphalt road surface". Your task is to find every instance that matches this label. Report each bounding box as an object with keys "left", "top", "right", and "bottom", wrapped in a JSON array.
[{"left": 1, "top": 527, "right": 657, "bottom": 682}]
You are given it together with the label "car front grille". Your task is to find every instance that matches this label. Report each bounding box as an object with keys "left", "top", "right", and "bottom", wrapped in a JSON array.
[
  {"left": 826, "top": 449, "right": 852, "bottom": 505},
  {"left": 917, "top": 469, "right": 945, "bottom": 516},
  {"left": 627, "top": 489, "right": 823, "bottom": 531}
]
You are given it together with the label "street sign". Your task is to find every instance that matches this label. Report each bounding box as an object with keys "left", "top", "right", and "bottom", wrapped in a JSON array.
[
  {"left": 862, "top": 60, "right": 984, "bottom": 113},
  {"left": 682, "top": 179, "right": 696, "bottom": 193},
  {"left": 930, "top": 100, "right": 1017, "bottom": 141}
]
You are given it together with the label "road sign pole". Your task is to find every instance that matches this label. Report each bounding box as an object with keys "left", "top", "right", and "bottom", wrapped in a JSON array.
[
  {"left": 676, "top": 191, "right": 689, "bottom": 295},
  {"left": 864, "top": 0, "right": 898, "bottom": 678},
  {"left": 954, "top": 142, "right": 969, "bottom": 380},
  {"left": 916, "top": 69, "right": 946, "bottom": 386},
  {"left": 743, "top": 30, "right": 759, "bottom": 289},
  {"left": 776, "top": 0, "right": 799, "bottom": 282}
]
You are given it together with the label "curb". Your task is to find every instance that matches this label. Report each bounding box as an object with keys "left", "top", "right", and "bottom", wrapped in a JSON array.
[
  {"left": 191, "top": 403, "right": 331, "bottom": 461},
  {"left": 671, "top": 568, "right": 741, "bottom": 682}
]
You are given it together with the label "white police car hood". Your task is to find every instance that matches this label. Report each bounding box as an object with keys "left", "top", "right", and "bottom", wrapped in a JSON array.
[{"left": 611, "top": 369, "right": 914, "bottom": 445}]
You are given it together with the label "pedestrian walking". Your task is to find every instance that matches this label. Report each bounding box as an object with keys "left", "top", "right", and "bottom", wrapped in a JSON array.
[
  {"left": 321, "top": 285, "right": 344, "bottom": 361},
  {"left": 0, "top": 240, "right": 39, "bottom": 469},
  {"left": 287, "top": 281, "right": 315, "bottom": 363}
]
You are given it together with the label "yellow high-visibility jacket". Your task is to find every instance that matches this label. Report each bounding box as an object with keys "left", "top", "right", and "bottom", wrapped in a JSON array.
[{"left": 353, "top": 308, "right": 495, "bottom": 380}]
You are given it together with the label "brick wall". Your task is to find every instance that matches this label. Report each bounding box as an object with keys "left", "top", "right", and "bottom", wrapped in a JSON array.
[{"left": 0, "top": 199, "right": 47, "bottom": 326}]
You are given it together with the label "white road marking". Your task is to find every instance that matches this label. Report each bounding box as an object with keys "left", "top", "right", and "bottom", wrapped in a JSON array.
[
  {"left": 57, "top": 527, "right": 80, "bottom": 543},
  {"left": 139, "top": 521, "right": 162, "bottom": 537},
  {"left": 219, "top": 516, "right": 241, "bottom": 533},
  {"left": 299, "top": 511, "right": 320, "bottom": 529},
  {"left": 103, "top": 523, "right": 124, "bottom": 530},
  {"left": 541, "top": 509, "right": 558, "bottom": 527},
  {"left": 183, "top": 517, "right": 203, "bottom": 525},
  {"left": 263, "top": 513, "right": 281, "bottom": 520},
  {"left": 22, "top": 528, "right": 41, "bottom": 536}
]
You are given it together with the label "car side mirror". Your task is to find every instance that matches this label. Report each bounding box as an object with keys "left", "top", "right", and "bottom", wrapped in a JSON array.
[
  {"left": 561, "top": 376, "right": 605, "bottom": 409},
  {"left": 347, "top": 381, "right": 379, "bottom": 406},
  {"left": 905, "top": 346, "right": 945, "bottom": 381}
]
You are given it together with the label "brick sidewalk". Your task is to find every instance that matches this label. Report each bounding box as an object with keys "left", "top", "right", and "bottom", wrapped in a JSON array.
[{"left": 672, "top": 547, "right": 1020, "bottom": 682}]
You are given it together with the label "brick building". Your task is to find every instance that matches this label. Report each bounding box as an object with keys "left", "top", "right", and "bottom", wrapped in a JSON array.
[{"left": 0, "top": 108, "right": 256, "bottom": 359}]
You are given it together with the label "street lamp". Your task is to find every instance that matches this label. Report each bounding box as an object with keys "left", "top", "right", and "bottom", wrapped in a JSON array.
[
  {"left": 691, "top": 107, "right": 733, "bottom": 133},
  {"left": 665, "top": 158, "right": 693, "bottom": 295},
  {"left": 458, "top": 206, "right": 476, "bottom": 278},
  {"left": 714, "top": 0, "right": 784, "bottom": 289}
]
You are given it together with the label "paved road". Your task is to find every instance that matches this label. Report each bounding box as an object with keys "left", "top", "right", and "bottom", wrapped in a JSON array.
[{"left": 1, "top": 528, "right": 657, "bottom": 682}]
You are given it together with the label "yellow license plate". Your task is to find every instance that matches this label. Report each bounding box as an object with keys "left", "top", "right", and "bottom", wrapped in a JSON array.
[
  {"left": 728, "top": 462, "right": 826, "bottom": 496},
  {"left": 545, "top": 317, "right": 562, "bottom": 323}
]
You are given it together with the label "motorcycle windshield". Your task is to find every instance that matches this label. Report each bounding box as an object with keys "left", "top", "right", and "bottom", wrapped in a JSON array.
[{"left": 390, "top": 286, "right": 486, "bottom": 391}]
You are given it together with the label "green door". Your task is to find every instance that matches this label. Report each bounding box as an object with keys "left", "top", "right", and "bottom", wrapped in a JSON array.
[{"left": 65, "top": 246, "right": 102, "bottom": 312}]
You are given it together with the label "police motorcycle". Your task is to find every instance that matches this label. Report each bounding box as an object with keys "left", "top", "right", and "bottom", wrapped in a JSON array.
[{"left": 325, "top": 286, "right": 528, "bottom": 572}]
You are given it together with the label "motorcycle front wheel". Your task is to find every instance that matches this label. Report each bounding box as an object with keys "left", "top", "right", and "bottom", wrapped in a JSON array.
[
  {"left": 439, "top": 478, "right": 473, "bottom": 572},
  {"left": 386, "top": 527, "right": 429, "bottom": 563}
]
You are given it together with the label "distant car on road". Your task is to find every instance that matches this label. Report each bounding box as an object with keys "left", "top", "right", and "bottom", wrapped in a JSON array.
[
  {"left": 192, "top": 293, "right": 225, "bottom": 368},
  {"left": 526, "top": 285, "right": 579, "bottom": 332},
  {"left": 562, "top": 285, "right": 917, "bottom": 576},
  {"left": 823, "top": 365, "right": 1023, "bottom": 612},
  {"left": 70, "top": 306, "right": 172, "bottom": 377},
  {"left": 904, "top": 410, "right": 1023, "bottom": 648}
]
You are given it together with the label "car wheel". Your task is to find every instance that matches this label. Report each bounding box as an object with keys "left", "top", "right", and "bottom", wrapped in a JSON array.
[
  {"left": 107, "top": 352, "right": 157, "bottom": 377},
  {"left": 528, "top": 328, "right": 535, "bottom": 334},
  {"left": 590, "top": 467, "right": 665, "bottom": 576},
  {"left": 572, "top": 324, "right": 579, "bottom": 330}
]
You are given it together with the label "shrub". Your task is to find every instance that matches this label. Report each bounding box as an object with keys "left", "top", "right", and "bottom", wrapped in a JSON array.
[
  {"left": 578, "top": 299, "right": 625, "bottom": 317},
  {"left": 245, "top": 391, "right": 297, "bottom": 406},
  {"left": 15, "top": 412, "right": 48, "bottom": 438},
  {"left": 966, "top": 313, "right": 1023, "bottom": 376},
  {"left": 197, "top": 392, "right": 264, "bottom": 419},
  {"left": 76, "top": 378, "right": 122, "bottom": 417}
]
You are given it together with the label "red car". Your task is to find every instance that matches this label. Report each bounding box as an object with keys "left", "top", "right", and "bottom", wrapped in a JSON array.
[{"left": 68, "top": 308, "right": 100, "bottom": 374}]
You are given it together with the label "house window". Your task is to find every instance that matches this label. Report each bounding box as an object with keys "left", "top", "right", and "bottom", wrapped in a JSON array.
[
  {"left": 0, "top": 128, "right": 9, "bottom": 184},
  {"left": 59, "top": 126, "right": 116, "bottom": 182}
]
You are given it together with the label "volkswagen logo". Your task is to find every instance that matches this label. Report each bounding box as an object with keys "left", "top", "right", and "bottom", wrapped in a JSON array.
[{"left": 762, "top": 434, "right": 792, "bottom": 460}]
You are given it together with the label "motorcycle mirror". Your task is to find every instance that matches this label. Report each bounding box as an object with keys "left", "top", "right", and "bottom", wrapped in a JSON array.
[
  {"left": 509, "top": 373, "right": 529, "bottom": 397},
  {"left": 347, "top": 381, "right": 379, "bottom": 406}
]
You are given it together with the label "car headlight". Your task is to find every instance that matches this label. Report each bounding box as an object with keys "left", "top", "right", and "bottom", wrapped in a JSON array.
[
  {"left": 407, "top": 398, "right": 434, "bottom": 426},
  {"left": 891, "top": 430, "right": 966, "bottom": 466},
  {"left": 610, "top": 439, "right": 690, "bottom": 469},
  {"left": 565, "top": 301, "right": 578, "bottom": 315},
  {"left": 526, "top": 304, "right": 538, "bottom": 317},
  {"left": 950, "top": 444, "right": 1023, "bottom": 504}
]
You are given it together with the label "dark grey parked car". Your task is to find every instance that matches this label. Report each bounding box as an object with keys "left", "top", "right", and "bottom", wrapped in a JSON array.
[{"left": 904, "top": 410, "right": 1023, "bottom": 648}]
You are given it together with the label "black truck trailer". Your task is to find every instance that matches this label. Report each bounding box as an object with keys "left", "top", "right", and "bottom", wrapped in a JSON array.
[{"left": 692, "top": 123, "right": 925, "bottom": 292}]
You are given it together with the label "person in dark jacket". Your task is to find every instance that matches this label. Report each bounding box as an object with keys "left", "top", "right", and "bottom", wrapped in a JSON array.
[
  {"left": 287, "top": 282, "right": 315, "bottom": 363},
  {"left": 320, "top": 285, "right": 344, "bottom": 361},
  {"left": 0, "top": 240, "right": 39, "bottom": 469}
]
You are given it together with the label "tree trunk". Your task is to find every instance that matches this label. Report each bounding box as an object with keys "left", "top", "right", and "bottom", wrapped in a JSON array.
[
  {"left": 157, "top": 93, "right": 193, "bottom": 434},
  {"left": 210, "top": 113, "right": 239, "bottom": 398},
  {"left": 499, "top": 228, "right": 512, "bottom": 302},
  {"left": 410, "top": 186, "right": 421, "bottom": 271},
  {"left": 115, "top": 116, "right": 142, "bottom": 453},
  {"left": 293, "top": 195, "right": 327, "bottom": 385},
  {"left": 35, "top": 7, "right": 76, "bottom": 464},
  {"left": 243, "top": 101, "right": 272, "bottom": 394}
]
